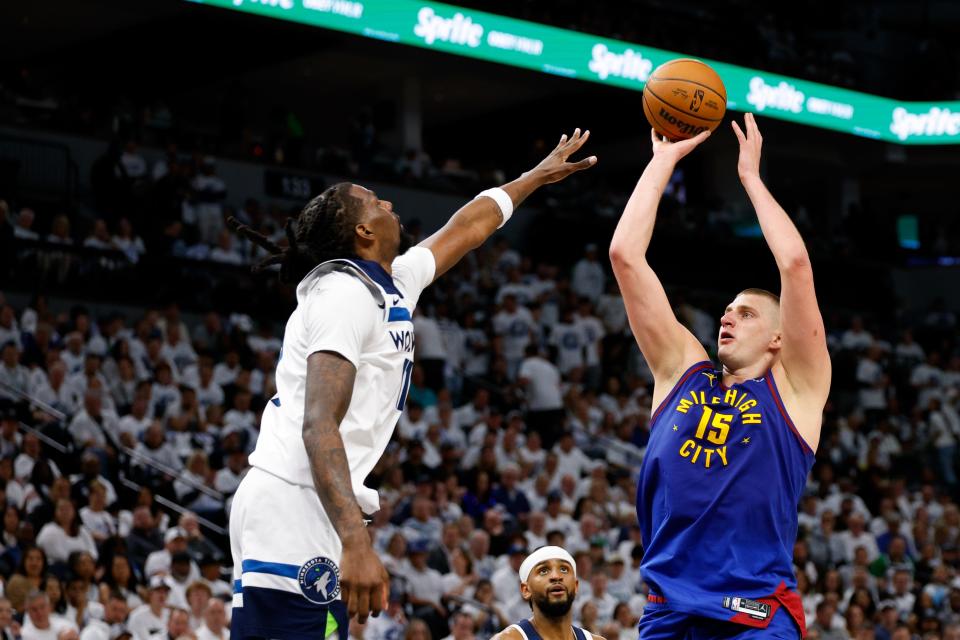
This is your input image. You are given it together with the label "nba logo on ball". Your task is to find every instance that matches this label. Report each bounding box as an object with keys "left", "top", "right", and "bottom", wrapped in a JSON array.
[{"left": 298, "top": 557, "right": 341, "bottom": 605}]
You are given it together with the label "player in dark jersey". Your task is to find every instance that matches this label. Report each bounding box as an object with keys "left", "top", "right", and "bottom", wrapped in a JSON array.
[
  {"left": 492, "top": 546, "right": 603, "bottom": 640},
  {"left": 609, "top": 114, "right": 831, "bottom": 639}
]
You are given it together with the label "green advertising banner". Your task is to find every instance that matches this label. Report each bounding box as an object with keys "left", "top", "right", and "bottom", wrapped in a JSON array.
[{"left": 188, "top": 0, "right": 960, "bottom": 145}]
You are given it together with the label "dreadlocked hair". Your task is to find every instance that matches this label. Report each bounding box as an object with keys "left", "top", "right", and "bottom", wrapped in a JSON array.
[{"left": 228, "top": 182, "right": 362, "bottom": 284}]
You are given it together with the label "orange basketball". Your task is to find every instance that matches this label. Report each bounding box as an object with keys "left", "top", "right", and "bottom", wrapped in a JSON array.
[{"left": 642, "top": 58, "right": 727, "bottom": 141}]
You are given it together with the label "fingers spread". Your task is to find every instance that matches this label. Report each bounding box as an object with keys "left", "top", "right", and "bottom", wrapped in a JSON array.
[
  {"left": 731, "top": 121, "right": 746, "bottom": 143},
  {"left": 565, "top": 129, "right": 590, "bottom": 155}
]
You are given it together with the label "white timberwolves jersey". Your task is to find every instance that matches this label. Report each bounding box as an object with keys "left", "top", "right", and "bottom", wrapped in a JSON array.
[{"left": 249, "top": 247, "right": 435, "bottom": 514}]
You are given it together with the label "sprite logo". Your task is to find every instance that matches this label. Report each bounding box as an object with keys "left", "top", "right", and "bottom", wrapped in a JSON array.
[
  {"left": 413, "top": 6, "right": 483, "bottom": 47},
  {"left": 890, "top": 106, "right": 960, "bottom": 141},
  {"left": 746, "top": 77, "right": 804, "bottom": 114},
  {"left": 587, "top": 44, "right": 653, "bottom": 82}
]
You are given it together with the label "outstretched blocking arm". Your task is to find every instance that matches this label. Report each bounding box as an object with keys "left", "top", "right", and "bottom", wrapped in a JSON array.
[
  {"left": 609, "top": 129, "right": 711, "bottom": 389},
  {"left": 733, "top": 114, "right": 831, "bottom": 397},
  {"left": 420, "top": 129, "right": 597, "bottom": 279},
  {"left": 303, "top": 351, "right": 388, "bottom": 624}
]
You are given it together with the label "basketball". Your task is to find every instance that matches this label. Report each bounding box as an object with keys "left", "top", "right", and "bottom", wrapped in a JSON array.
[{"left": 642, "top": 58, "right": 727, "bottom": 141}]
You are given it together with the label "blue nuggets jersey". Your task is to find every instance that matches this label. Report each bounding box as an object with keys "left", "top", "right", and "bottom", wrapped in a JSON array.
[{"left": 636, "top": 361, "right": 815, "bottom": 629}]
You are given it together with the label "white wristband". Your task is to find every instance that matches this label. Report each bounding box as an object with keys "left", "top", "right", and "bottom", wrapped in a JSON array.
[{"left": 474, "top": 188, "right": 514, "bottom": 229}]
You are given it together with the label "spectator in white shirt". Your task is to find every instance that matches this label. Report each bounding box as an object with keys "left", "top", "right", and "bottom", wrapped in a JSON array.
[
  {"left": 82, "top": 220, "right": 117, "bottom": 251},
  {"left": 113, "top": 218, "right": 146, "bottom": 264},
  {"left": 912, "top": 353, "right": 944, "bottom": 410},
  {"left": 840, "top": 316, "right": 874, "bottom": 352},
  {"left": 195, "top": 599, "right": 229, "bottom": 640},
  {"left": 68, "top": 390, "right": 118, "bottom": 452},
  {"left": 148, "top": 365, "right": 181, "bottom": 419},
  {"left": 35, "top": 499, "right": 98, "bottom": 564},
  {"left": 159, "top": 324, "right": 197, "bottom": 376},
  {"left": 414, "top": 311, "right": 447, "bottom": 391},
  {"left": 118, "top": 395, "right": 152, "bottom": 445},
  {"left": 543, "top": 493, "right": 576, "bottom": 538},
  {"left": 120, "top": 141, "right": 147, "bottom": 179},
  {"left": 78, "top": 482, "right": 117, "bottom": 545},
  {"left": 571, "top": 244, "right": 605, "bottom": 302},
  {"left": 134, "top": 423, "right": 182, "bottom": 474},
  {"left": 127, "top": 577, "right": 170, "bottom": 640},
  {"left": 15, "top": 433, "right": 61, "bottom": 482},
  {"left": 191, "top": 158, "right": 227, "bottom": 245},
  {"left": 21, "top": 590, "right": 78, "bottom": 640},
  {"left": 184, "top": 581, "right": 212, "bottom": 631},
  {"left": 193, "top": 359, "right": 224, "bottom": 410},
  {"left": 64, "top": 574, "right": 105, "bottom": 631},
  {"left": 518, "top": 345, "right": 564, "bottom": 449},
  {"left": 0, "top": 342, "right": 30, "bottom": 401},
  {"left": 550, "top": 308, "right": 587, "bottom": 376},
  {"left": 894, "top": 329, "right": 925, "bottom": 368},
  {"left": 837, "top": 513, "right": 880, "bottom": 564},
  {"left": 212, "top": 352, "right": 241, "bottom": 388},
  {"left": 496, "top": 269, "right": 534, "bottom": 306},
  {"left": 586, "top": 573, "right": 618, "bottom": 623},
  {"left": 405, "top": 540, "right": 445, "bottom": 629},
  {"left": 213, "top": 451, "right": 248, "bottom": 497},
  {"left": 439, "top": 611, "right": 476, "bottom": 640},
  {"left": 223, "top": 390, "right": 256, "bottom": 446},
  {"left": 78, "top": 591, "right": 128, "bottom": 640},
  {"left": 209, "top": 231, "right": 242, "bottom": 265},
  {"left": 14, "top": 208, "right": 39, "bottom": 240},
  {"left": 553, "top": 431, "right": 595, "bottom": 479},
  {"left": 493, "top": 295, "right": 535, "bottom": 379}
]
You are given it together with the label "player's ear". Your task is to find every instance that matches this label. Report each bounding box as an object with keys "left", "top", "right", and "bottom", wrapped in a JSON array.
[
  {"left": 769, "top": 329, "right": 783, "bottom": 352},
  {"left": 519, "top": 582, "right": 531, "bottom": 602},
  {"left": 355, "top": 222, "right": 375, "bottom": 240}
]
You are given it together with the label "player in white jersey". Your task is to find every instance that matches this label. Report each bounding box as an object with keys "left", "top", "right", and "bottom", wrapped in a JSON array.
[{"left": 227, "top": 129, "right": 596, "bottom": 639}]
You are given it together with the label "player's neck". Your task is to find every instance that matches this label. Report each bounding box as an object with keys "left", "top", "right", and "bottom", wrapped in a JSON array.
[
  {"left": 530, "top": 609, "right": 575, "bottom": 640},
  {"left": 354, "top": 244, "right": 393, "bottom": 274},
  {"left": 721, "top": 356, "right": 774, "bottom": 384}
]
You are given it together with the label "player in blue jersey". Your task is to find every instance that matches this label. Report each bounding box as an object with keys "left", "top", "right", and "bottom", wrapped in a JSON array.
[
  {"left": 226, "top": 131, "right": 595, "bottom": 640},
  {"left": 493, "top": 546, "right": 603, "bottom": 640},
  {"left": 609, "top": 113, "right": 831, "bottom": 639}
]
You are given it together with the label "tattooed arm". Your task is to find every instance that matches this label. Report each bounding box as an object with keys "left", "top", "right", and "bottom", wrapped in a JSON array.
[{"left": 303, "top": 351, "right": 389, "bottom": 623}]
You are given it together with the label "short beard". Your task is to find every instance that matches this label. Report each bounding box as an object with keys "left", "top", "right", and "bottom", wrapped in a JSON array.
[
  {"left": 397, "top": 229, "right": 415, "bottom": 255},
  {"left": 532, "top": 590, "right": 574, "bottom": 618}
]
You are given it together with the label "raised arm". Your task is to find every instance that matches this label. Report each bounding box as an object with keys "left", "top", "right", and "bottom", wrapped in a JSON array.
[
  {"left": 733, "top": 114, "right": 830, "bottom": 398},
  {"left": 608, "top": 129, "right": 711, "bottom": 393},
  {"left": 419, "top": 129, "right": 597, "bottom": 279},
  {"left": 303, "top": 351, "right": 388, "bottom": 624}
]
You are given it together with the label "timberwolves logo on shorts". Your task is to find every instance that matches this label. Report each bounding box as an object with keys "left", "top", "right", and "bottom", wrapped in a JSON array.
[{"left": 298, "top": 556, "right": 341, "bottom": 605}]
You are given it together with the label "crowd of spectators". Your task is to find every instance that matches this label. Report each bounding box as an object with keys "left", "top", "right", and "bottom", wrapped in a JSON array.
[{"left": 0, "top": 217, "right": 959, "bottom": 640}]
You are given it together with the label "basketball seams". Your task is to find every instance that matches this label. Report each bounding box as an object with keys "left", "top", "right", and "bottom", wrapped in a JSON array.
[
  {"left": 644, "top": 84, "right": 725, "bottom": 123},
  {"left": 647, "top": 76, "right": 727, "bottom": 103}
]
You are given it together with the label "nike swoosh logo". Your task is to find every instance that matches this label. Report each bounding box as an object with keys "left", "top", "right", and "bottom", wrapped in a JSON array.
[
  {"left": 393, "top": 298, "right": 400, "bottom": 305},
  {"left": 377, "top": 301, "right": 385, "bottom": 309}
]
